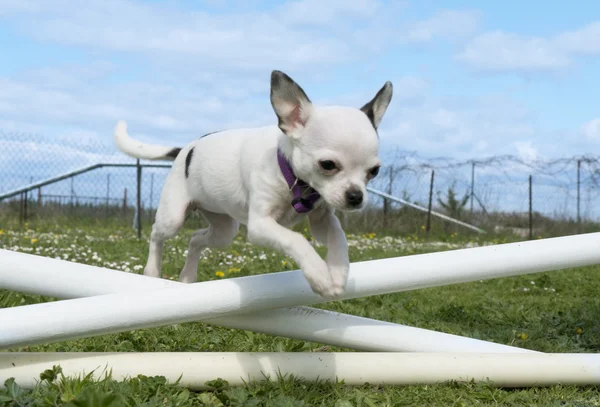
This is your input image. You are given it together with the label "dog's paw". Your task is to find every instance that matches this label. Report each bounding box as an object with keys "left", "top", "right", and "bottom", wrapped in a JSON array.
[
  {"left": 178, "top": 271, "right": 198, "bottom": 284},
  {"left": 301, "top": 259, "right": 340, "bottom": 299},
  {"left": 328, "top": 263, "right": 349, "bottom": 293},
  {"left": 318, "top": 283, "right": 345, "bottom": 299},
  {"left": 143, "top": 266, "right": 161, "bottom": 279}
]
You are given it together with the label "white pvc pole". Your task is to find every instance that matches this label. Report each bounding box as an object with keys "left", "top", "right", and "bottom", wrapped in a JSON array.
[
  {"left": 1, "top": 233, "right": 599, "bottom": 349},
  {"left": 0, "top": 249, "right": 531, "bottom": 354},
  {"left": 368, "top": 187, "right": 485, "bottom": 233},
  {"left": 2, "top": 352, "right": 599, "bottom": 390}
]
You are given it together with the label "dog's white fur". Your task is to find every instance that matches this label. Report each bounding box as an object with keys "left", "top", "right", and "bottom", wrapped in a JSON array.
[{"left": 114, "top": 70, "right": 392, "bottom": 298}]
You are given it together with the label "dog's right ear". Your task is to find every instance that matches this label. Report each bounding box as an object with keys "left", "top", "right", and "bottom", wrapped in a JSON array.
[{"left": 270, "top": 70, "right": 313, "bottom": 137}]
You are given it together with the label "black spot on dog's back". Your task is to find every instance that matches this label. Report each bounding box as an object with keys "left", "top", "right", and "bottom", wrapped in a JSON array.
[
  {"left": 166, "top": 148, "right": 181, "bottom": 159},
  {"left": 199, "top": 131, "right": 218, "bottom": 139},
  {"left": 185, "top": 147, "right": 194, "bottom": 178}
]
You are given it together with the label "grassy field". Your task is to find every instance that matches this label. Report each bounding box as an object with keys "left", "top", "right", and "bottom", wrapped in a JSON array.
[{"left": 1, "top": 219, "right": 599, "bottom": 406}]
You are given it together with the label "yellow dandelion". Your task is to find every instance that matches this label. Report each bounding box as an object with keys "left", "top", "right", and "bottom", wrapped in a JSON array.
[
  {"left": 520, "top": 333, "right": 528, "bottom": 340},
  {"left": 0, "top": 229, "right": 4, "bottom": 235},
  {"left": 31, "top": 238, "right": 38, "bottom": 244},
  {"left": 282, "top": 260, "right": 287, "bottom": 266},
  {"left": 420, "top": 225, "right": 425, "bottom": 230},
  {"left": 576, "top": 328, "right": 583, "bottom": 335},
  {"left": 228, "top": 267, "right": 241, "bottom": 273},
  {"left": 215, "top": 271, "right": 225, "bottom": 277}
]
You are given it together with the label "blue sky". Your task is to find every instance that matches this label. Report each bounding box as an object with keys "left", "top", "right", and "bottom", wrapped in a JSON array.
[{"left": 1, "top": 0, "right": 600, "bottom": 163}]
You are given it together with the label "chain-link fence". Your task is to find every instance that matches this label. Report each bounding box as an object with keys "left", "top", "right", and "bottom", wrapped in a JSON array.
[
  {"left": 0, "top": 130, "right": 171, "bottom": 232},
  {"left": 1, "top": 130, "right": 599, "bottom": 237},
  {"left": 362, "top": 149, "right": 600, "bottom": 236}
]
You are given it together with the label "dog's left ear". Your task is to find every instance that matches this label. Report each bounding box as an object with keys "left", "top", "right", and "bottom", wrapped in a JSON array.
[
  {"left": 360, "top": 81, "right": 393, "bottom": 130},
  {"left": 270, "top": 70, "right": 313, "bottom": 137}
]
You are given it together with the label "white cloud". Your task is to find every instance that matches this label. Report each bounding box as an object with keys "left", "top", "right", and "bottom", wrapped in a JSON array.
[
  {"left": 402, "top": 9, "right": 481, "bottom": 43},
  {"left": 515, "top": 141, "right": 539, "bottom": 162},
  {"left": 0, "top": 0, "right": 41, "bottom": 15},
  {"left": 456, "top": 31, "right": 570, "bottom": 72},
  {"left": 277, "top": 0, "right": 382, "bottom": 26},
  {"left": 1, "top": 1, "right": 482, "bottom": 75},
  {"left": 581, "top": 118, "right": 600, "bottom": 141},
  {"left": 319, "top": 75, "right": 428, "bottom": 108},
  {"left": 18, "top": 61, "right": 116, "bottom": 90},
  {"left": 0, "top": 73, "right": 277, "bottom": 147},
  {"left": 0, "top": 0, "right": 405, "bottom": 74},
  {"left": 392, "top": 76, "right": 429, "bottom": 101},
  {"left": 555, "top": 22, "right": 600, "bottom": 55},
  {"left": 457, "top": 21, "right": 600, "bottom": 73},
  {"left": 431, "top": 108, "right": 459, "bottom": 130},
  {"left": 379, "top": 95, "right": 537, "bottom": 159}
]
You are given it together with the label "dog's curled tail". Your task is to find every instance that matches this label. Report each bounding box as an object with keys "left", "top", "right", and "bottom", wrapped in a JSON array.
[{"left": 113, "top": 120, "right": 181, "bottom": 161}]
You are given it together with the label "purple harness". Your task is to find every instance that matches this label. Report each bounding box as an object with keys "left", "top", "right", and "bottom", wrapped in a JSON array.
[{"left": 277, "top": 149, "right": 320, "bottom": 213}]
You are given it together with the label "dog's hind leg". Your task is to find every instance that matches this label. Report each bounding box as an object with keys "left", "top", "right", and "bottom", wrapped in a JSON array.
[
  {"left": 144, "top": 176, "right": 190, "bottom": 279},
  {"left": 178, "top": 210, "right": 239, "bottom": 283}
]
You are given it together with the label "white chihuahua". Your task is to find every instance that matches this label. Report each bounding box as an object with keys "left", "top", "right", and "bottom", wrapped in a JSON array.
[{"left": 114, "top": 70, "right": 392, "bottom": 298}]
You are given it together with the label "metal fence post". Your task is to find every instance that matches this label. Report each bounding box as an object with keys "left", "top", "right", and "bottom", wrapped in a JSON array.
[
  {"left": 149, "top": 173, "right": 154, "bottom": 223},
  {"left": 19, "top": 192, "right": 24, "bottom": 226},
  {"left": 136, "top": 159, "right": 142, "bottom": 239},
  {"left": 529, "top": 175, "right": 533, "bottom": 240},
  {"left": 577, "top": 159, "right": 581, "bottom": 230},
  {"left": 23, "top": 191, "right": 28, "bottom": 223},
  {"left": 470, "top": 162, "right": 475, "bottom": 215},
  {"left": 123, "top": 188, "right": 127, "bottom": 217},
  {"left": 426, "top": 170, "right": 435, "bottom": 233},
  {"left": 105, "top": 174, "right": 110, "bottom": 219}
]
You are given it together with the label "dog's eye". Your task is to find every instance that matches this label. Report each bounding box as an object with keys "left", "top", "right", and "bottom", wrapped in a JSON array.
[
  {"left": 369, "top": 165, "right": 380, "bottom": 178},
  {"left": 319, "top": 160, "right": 337, "bottom": 171}
]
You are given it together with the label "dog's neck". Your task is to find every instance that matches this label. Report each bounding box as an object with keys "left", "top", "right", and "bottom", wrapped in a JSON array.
[{"left": 276, "top": 136, "right": 320, "bottom": 213}]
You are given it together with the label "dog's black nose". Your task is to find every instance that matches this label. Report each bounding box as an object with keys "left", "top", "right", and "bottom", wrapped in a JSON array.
[{"left": 346, "top": 189, "right": 363, "bottom": 206}]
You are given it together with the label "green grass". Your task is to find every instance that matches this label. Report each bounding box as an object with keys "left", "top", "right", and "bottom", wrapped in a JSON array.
[{"left": 1, "top": 220, "right": 599, "bottom": 406}]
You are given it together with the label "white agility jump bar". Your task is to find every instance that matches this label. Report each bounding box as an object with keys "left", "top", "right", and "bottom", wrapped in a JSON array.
[
  {"left": 1, "top": 233, "right": 599, "bottom": 349},
  {"left": 2, "top": 352, "right": 600, "bottom": 389},
  {"left": 0, "top": 249, "right": 530, "bottom": 354},
  {"left": 368, "top": 187, "right": 485, "bottom": 233}
]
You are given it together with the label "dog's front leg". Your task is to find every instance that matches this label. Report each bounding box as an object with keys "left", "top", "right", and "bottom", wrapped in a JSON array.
[
  {"left": 308, "top": 207, "right": 350, "bottom": 294},
  {"left": 247, "top": 213, "right": 341, "bottom": 298}
]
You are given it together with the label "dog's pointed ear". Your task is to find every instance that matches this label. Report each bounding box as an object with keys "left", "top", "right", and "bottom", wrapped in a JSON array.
[
  {"left": 360, "top": 81, "right": 393, "bottom": 130},
  {"left": 270, "top": 70, "right": 313, "bottom": 137}
]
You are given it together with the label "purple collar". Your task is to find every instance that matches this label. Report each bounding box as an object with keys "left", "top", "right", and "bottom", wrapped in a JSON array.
[{"left": 277, "top": 149, "right": 320, "bottom": 213}]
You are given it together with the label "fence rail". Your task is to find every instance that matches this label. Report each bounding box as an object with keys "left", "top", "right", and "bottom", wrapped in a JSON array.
[
  {"left": 0, "top": 161, "right": 171, "bottom": 238},
  {"left": 368, "top": 187, "right": 485, "bottom": 233},
  {"left": 0, "top": 163, "right": 171, "bottom": 202}
]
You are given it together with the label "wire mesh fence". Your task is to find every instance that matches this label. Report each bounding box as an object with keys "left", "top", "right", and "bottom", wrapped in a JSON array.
[
  {"left": 362, "top": 149, "right": 600, "bottom": 236},
  {"left": 1, "top": 130, "right": 599, "bottom": 237},
  {"left": 0, "top": 130, "right": 171, "bottom": 232}
]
